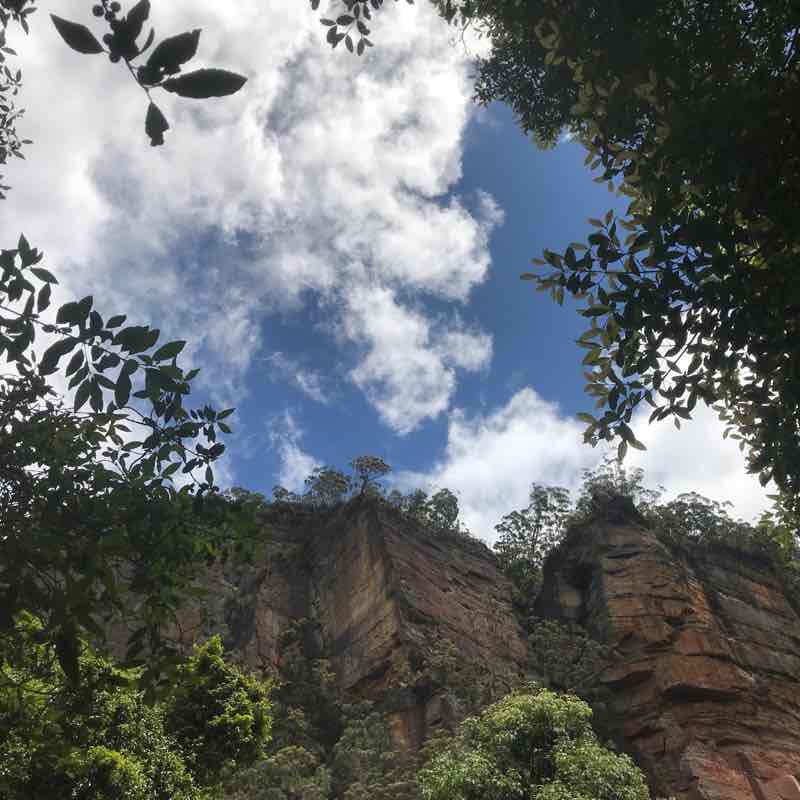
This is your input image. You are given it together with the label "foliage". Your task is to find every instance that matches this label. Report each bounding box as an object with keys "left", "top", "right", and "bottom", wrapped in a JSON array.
[
  {"left": 1, "top": 0, "right": 244, "bottom": 202},
  {"left": 350, "top": 455, "right": 392, "bottom": 496},
  {"left": 388, "top": 486, "right": 471, "bottom": 539},
  {"left": 526, "top": 618, "right": 608, "bottom": 696},
  {"left": 222, "top": 744, "right": 333, "bottom": 800},
  {"left": 0, "top": 614, "right": 199, "bottom": 800},
  {"left": 270, "top": 618, "right": 343, "bottom": 753},
  {"left": 332, "top": 702, "right": 419, "bottom": 800},
  {"left": 0, "top": 1, "right": 32, "bottom": 198},
  {"left": 164, "top": 635, "right": 273, "bottom": 786},
  {"left": 458, "top": 0, "right": 800, "bottom": 506},
  {"left": 418, "top": 685, "right": 650, "bottom": 800},
  {"left": 49, "top": 0, "right": 246, "bottom": 146},
  {"left": 573, "top": 456, "right": 662, "bottom": 522},
  {"left": 493, "top": 484, "right": 570, "bottom": 606},
  {"left": 304, "top": 467, "right": 353, "bottom": 507},
  {"left": 271, "top": 455, "right": 391, "bottom": 507},
  {"left": 0, "top": 361, "right": 258, "bottom": 683}
]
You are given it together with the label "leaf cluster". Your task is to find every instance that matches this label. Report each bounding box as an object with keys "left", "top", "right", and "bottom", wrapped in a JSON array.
[
  {"left": 418, "top": 685, "right": 650, "bottom": 800},
  {"left": 460, "top": 0, "right": 800, "bottom": 506},
  {"left": 0, "top": 234, "right": 266, "bottom": 685},
  {"left": 49, "top": 1, "right": 246, "bottom": 146},
  {"left": 0, "top": 0, "right": 34, "bottom": 196}
]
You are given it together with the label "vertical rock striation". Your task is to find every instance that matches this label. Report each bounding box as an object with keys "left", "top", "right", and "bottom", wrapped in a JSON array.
[{"left": 536, "top": 497, "right": 800, "bottom": 800}]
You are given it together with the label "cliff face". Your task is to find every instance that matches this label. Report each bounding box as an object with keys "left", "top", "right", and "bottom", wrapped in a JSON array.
[
  {"left": 137, "top": 500, "right": 530, "bottom": 748},
  {"left": 536, "top": 498, "right": 800, "bottom": 800},
  {"left": 126, "top": 496, "right": 800, "bottom": 799},
  {"left": 311, "top": 502, "right": 530, "bottom": 747}
]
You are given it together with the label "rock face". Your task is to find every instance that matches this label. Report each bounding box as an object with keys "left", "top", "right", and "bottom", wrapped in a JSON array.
[
  {"left": 536, "top": 497, "right": 800, "bottom": 800},
  {"left": 129, "top": 499, "right": 530, "bottom": 749},
  {"left": 117, "top": 495, "right": 800, "bottom": 797}
]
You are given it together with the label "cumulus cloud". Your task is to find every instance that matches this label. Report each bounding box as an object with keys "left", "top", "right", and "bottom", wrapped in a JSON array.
[
  {"left": 400, "top": 387, "right": 772, "bottom": 544},
  {"left": 266, "top": 410, "right": 319, "bottom": 492},
  {"left": 627, "top": 402, "right": 773, "bottom": 523},
  {"left": 344, "top": 286, "right": 492, "bottom": 433},
  {"left": 1, "top": 0, "right": 500, "bottom": 433}
]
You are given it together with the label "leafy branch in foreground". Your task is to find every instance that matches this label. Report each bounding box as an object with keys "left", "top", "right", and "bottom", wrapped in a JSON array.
[
  {"left": 0, "top": 0, "right": 34, "bottom": 197},
  {"left": 50, "top": 0, "right": 247, "bottom": 146},
  {"left": 467, "top": 0, "right": 800, "bottom": 507},
  {"left": 0, "top": 234, "right": 257, "bottom": 683}
]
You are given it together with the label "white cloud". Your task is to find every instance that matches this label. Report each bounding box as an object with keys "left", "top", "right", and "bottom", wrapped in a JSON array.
[
  {"left": 266, "top": 410, "right": 319, "bottom": 492},
  {"left": 1, "top": 0, "right": 501, "bottom": 434},
  {"left": 401, "top": 387, "right": 772, "bottom": 544},
  {"left": 264, "top": 351, "right": 330, "bottom": 404},
  {"left": 627, "top": 402, "right": 772, "bottom": 523},
  {"left": 344, "top": 285, "right": 492, "bottom": 433}
]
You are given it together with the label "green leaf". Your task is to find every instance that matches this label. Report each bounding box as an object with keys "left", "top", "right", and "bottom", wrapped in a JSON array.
[
  {"left": 30, "top": 266, "right": 58, "bottom": 283},
  {"left": 107, "top": 315, "right": 127, "bottom": 329},
  {"left": 50, "top": 14, "right": 104, "bottom": 54},
  {"left": 152, "top": 340, "right": 186, "bottom": 361},
  {"left": 582, "top": 306, "right": 611, "bottom": 317},
  {"left": 146, "top": 28, "right": 201, "bottom": 74},
  {"left": 145, "top": 101, "right": 169, "bottom": 147},
  {"left": 162, "top": 68, "right": 247, "bottom": 99},
  {"left": 217, "top": 408, "right": 235, "bottom": 419},
  {"left": 115, "top": 369, "right": 132, "bottom": 408}
]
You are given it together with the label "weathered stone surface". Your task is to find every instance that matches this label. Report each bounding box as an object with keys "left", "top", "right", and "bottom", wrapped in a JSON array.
[
  {"left": 536, "top": 498, "right": 800, "bottom": 800},
  {"left": 114, "top": 499, "right": 529, "bottom": 749},
  {"left": 310, "top": 502, "right": 530, "bottom": 747}
]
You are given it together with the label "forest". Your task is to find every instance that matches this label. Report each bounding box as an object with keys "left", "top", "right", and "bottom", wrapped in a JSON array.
[{"left": 1, "top": 0, "right": 799, "bottom": 798}]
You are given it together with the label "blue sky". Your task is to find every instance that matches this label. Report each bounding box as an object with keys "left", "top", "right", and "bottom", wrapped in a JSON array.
[{"left": 2, "top": 0, "right": 771, "bottom": 540}]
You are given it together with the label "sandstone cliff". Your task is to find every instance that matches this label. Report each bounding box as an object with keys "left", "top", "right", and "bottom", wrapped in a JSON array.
[
  {"left": 117, "top": 495, "right": 800, "bottom": 799},
  {"left": 128, "top": 499, "right": 530, "bottom": 748},
  {"left": 537, "top": 497, "right": 800, "bottom": 800}
]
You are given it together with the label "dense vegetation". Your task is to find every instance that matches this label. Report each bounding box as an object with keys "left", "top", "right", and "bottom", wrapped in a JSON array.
[{"left": 2, "top": 1, "right": 799, "bottom": 798}]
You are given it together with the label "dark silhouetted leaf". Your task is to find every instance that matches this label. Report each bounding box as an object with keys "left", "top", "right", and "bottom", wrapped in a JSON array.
[
  {"left": 74, "top": 380, "right": 91, "bottom": 411},
  {"left": 153, "top": 340, "right": 185, "bottom": 361},
  {"left": 115, "top": 369, "right": 132, "bottom": 408},
  {"left": 145, "top": 101, "right": 169, "bottom": 146},
  {"left": 30, "top": 266, "right": 57, "bottom": 283},
  {"left": 146, "top": 29, "right": 200, "bottom": 75},
  {"left": 39, "top": 337, "right": 77, "bottom": 376},
  {"left": 50, "top": 15, "right": 104, "bottom": 54},
  {"left": 65, "top": 349, "right": 84, "bottom": 376},
  {"left": 37, "top": 283, "right": 51, "bottom": 312},
  {"left": 162, "top": 68, "right": 247, "bottom": 98},
  {"left": 124, "top": 0, "right": 150, "bottom": 42}
]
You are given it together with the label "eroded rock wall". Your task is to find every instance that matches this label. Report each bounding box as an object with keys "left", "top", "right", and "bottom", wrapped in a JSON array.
[
  {"left": 311, "top": 502, "right": 530, "bottom": 748},
  {"left": 536, "top": 498, "right": 800, "bottom": 800}
]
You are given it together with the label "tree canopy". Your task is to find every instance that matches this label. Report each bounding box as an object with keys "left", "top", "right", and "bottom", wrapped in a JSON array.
[
  {"left": 469, "top": 0, "right": 800, "bottom": 508},
  {"left": 418, "top": 685, "right": 650, "bottom": 800}
]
